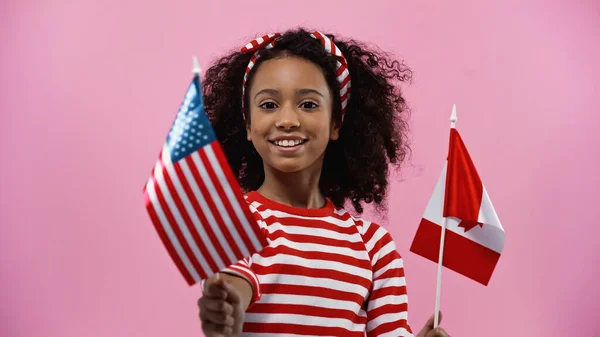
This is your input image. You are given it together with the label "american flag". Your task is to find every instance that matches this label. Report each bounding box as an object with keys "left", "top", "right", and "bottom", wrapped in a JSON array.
[{"left": 143, "top": 74, "right": 267, "bottom": 285}]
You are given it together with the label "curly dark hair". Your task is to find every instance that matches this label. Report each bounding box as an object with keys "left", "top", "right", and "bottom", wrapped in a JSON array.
[{"left": 203, "top": 28, "right": 412, "bottom": 214}]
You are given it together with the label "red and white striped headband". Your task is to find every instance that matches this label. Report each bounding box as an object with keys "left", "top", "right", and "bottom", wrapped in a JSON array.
[{"left": 240, "top": 31, "right": 351, "bottom": 123}]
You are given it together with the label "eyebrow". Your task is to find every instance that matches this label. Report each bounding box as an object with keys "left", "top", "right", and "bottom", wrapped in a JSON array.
[{"left": 254, "top": 88, "right": 324, "bottom": 99}]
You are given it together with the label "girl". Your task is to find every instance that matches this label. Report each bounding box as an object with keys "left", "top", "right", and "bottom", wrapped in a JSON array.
[{"left": 197, "top": 28, "right": 452, "bottom": 337}]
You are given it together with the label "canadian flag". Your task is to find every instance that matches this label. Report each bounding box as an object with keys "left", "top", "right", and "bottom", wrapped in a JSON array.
[{"left": 410, "top": 128, "right": 505, "bottom": 286}]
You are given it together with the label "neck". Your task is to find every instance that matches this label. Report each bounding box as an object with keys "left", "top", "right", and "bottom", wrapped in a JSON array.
[{"left": 258, "top": 163, "right": 325, "bottom": 209}]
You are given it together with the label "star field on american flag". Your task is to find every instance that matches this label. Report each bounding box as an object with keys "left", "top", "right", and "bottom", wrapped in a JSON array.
[{"left": 167, "top": 79, "right": 215, "bottom": 162}]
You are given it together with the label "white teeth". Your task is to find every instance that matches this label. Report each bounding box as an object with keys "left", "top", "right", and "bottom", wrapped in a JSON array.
[{"left": 274, "top": 139, "right": 303, "bottom": 147}]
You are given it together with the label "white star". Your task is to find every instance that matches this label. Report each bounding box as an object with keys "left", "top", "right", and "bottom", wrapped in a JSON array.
[
  {"left": 203, "top": 135, "right": 208, "bottom": 140},
  {"left": 199, "top": 124, "right": 204, "bottom": 129},
  {"left": 196, "top": 139, "right": 201, "bottom": 144},
  {"left": 188, "top": 144, "right": 193, "bottom": 148}
]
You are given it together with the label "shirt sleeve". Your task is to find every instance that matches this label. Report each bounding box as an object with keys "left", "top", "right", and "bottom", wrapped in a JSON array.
[
  {"left": 221, "top": 256, "right": 261, "bottom": 306},
  {"left": 361, "top": 221, "right": 414, "bottom": 337}
]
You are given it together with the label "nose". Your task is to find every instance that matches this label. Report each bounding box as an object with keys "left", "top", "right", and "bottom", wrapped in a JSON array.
[{"left": 274, "top": 105, "right": 300, "bottom": 130}]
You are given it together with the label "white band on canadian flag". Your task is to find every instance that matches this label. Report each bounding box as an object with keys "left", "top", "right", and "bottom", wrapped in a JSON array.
[{"left": 240, "top": 31, "right": 351, "bottom": 123}]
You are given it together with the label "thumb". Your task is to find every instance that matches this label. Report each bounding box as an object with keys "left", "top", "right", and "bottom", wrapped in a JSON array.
[
  {"left": 223, "top": 281, "right": 241, "bottom": 305},
  {"left": 418, "top": 312, "right": 442, "bottom": 336},
  {"left": 203, "top": 276, "right": 227, "bottom": 298}
]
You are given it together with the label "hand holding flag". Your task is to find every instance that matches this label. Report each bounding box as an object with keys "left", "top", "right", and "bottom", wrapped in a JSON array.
[{"left": 143, "top": 57, "right": 267, "bottom": 285}]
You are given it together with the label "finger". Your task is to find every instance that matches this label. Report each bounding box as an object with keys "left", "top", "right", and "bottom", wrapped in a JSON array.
[
  {"left": 199, "top": 297, "right": 234, "bottom": 315},
  {"left": 426, "top": 327, "right": 451, "bottom": 337},
  {"left": 426, "top": 311, "right": 443, "bottom": 328},
  {"left": 418, "top": 311, "right": 442, "bottom": 337},
  {"left": 200, "top": 309, "right": 235, "bottom": 326},
  {"left": 204, "top": 280, "right": 228, "bottom": 299},
  {"left": 201, "top": 320, "right": 233, "bottom": 336},
  {"left": 223, "top": 281, "right": 241, "bottom": 305}
]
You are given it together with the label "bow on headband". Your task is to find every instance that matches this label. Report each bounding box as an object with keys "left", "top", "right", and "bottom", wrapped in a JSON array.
[{"left": 240, "top": 31, "right": 351, "bottom": 123}]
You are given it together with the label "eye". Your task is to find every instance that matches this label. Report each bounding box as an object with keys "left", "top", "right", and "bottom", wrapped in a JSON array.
[
  {"left": 300, "top": 101, "right": 319, "bottom": 109},
  {"left": 259, "top": 101, "right": 278, "bottom": 110}
]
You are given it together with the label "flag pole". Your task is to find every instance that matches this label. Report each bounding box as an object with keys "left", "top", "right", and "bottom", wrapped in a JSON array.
[
  {"left": 192, "top": 56, "right": 201, "bottom": 75},
  {"left": 434, "top": 104, "right": 457, "bottom": 328}
]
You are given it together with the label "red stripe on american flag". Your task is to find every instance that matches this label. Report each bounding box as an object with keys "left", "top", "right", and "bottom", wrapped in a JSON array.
[
  {"left": 159, "top": 159, "right": 208, "bottom": 279},
  {"left": 152, "top": 176, "right": 200, "bottom": 280},
  {"left": 200, "top": 146, "right": 252, "bottom": 254},
  {"left": 212, "top": 143, "right": 266, "bottom": 248},
  {"left": 172, "top": 160, "right": 220, "bottom": 272},
  {"left": 184, "top": 154, "right": 232, "bottom": 267},
  {"left": 144, "top": 186, "right": 195, "bottom": 285},
  {"left": 198, "top": 147, "right": 244, "bottom": 260}
]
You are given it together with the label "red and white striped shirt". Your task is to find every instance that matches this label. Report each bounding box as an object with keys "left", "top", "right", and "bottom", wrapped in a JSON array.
[{"left": 222, "top": 191, "right": 413, "bottom": 337}]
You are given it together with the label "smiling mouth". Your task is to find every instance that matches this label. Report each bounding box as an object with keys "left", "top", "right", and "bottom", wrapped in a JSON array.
[{"left": 269, "top": 139, "right": 308, "bottom": 147}]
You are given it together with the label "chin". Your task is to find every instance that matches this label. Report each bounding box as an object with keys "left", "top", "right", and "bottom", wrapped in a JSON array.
[
  {"left": 268, "top": 158, "right": 313, "bottom": 174},
  {"left": 271, "top": 162, "right": 307, "bottom": 173}
]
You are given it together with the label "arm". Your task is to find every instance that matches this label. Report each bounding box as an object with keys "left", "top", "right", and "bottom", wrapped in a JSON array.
[{"left": 362, "top": 222, "right": 414, "bottom": 337}]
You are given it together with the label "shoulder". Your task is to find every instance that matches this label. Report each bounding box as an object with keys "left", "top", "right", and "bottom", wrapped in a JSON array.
[
  {"left": 243, "top": 192, "right": 268, "bottom": 229},
  {"left": 346, "top": 213, "right": 391, "bottom": 244},
  {"left": 345, "top": 214, "right": 402, "bottom": 262},
  {"left": 328, "top": 204, "right": 394, "bottom": 242}
]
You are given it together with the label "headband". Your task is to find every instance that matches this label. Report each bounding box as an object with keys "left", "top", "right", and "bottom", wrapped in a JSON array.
[{"left": 240, "top": 31, "right": 351, "bottom": 123}]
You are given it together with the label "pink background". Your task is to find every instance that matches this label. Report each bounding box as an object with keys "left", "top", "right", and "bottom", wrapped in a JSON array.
[{"left": 1, "top": 0, "right": 599, "bottom": 336}]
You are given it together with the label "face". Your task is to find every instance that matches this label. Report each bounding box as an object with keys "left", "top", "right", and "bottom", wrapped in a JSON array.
[{"left": 246, "top": 56, "right": 339, "bottom": 174}]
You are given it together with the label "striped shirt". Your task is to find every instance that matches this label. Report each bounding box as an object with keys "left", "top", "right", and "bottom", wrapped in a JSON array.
[{"left": 222, "top": 191, "right": 413, "bottom": 337}]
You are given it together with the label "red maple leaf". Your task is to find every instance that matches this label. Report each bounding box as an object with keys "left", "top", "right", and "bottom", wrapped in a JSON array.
[{"left": 457, "top": 220, "right": 483, "bottom": 232}]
